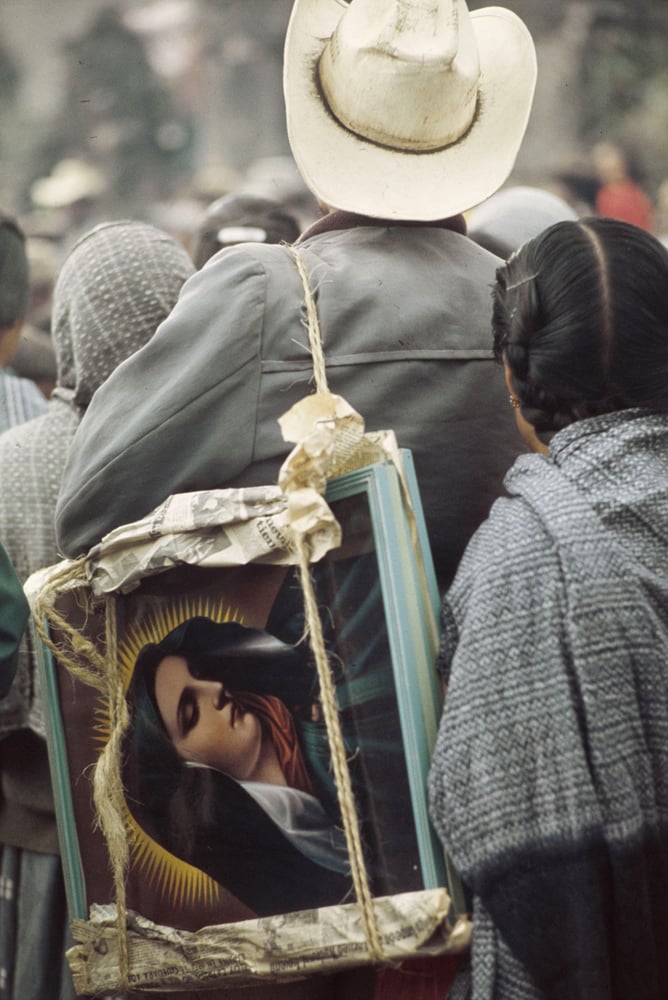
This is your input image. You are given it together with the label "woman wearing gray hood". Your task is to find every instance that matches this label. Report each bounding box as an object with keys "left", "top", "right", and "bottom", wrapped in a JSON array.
[{"left": 0, "top": 220, "right": 193, "bottom": 1000}]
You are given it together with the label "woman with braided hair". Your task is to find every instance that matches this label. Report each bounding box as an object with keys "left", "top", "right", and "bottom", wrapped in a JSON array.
[
  {"left": 493, "top": 216, "right": 668, "bottom": 454},
  {"left": 429, "top": 218, "right": 668, "bottom": 999}
]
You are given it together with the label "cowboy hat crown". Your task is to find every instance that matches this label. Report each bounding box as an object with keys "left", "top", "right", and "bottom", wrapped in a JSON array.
[{"left": 321, "top": 0, "right": 481, "bottom": 152}]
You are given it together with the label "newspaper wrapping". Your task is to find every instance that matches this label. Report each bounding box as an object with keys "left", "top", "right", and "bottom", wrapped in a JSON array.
[
  {"left": 67, "top": 891, "right": 471, "bottom": 994},
  {"left": 78, "top": 393, "right": 400, "bottom": 596}
]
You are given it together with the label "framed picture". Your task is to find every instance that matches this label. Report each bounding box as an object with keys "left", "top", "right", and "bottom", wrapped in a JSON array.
[{"left": 37, "top": 453, "right": 463, "bottom": 933}]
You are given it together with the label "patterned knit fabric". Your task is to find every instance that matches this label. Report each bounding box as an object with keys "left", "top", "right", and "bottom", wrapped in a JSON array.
[
  {"left": 429, "top": 408, "right": 668, "bottom": 1000},
  {"left": 0, "top": 370, "right": 46, "bottom": 434},
  {"left": 0, "top": 220, "right": 194, "bottom": 738}
]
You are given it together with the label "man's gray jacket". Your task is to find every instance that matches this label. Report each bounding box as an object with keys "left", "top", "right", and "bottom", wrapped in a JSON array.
[{"left": 55, "top": 212, "right": 525, "bottom": 589}]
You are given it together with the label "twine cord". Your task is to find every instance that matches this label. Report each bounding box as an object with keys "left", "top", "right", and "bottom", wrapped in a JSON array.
[
  {"left": 291, "top": 249, "right": 328, "bottom": 395},
  {"left": 289, "top": 246, "right": 384, "bottom": 962},
  {"left": 32, "top": 559, "right": 105, "bottom": 692},
  {"left": 32, "top": 565, "right": 131, "bottom": 988},
  {"left": 91, "top": 596, "right": 130, "bottom": 988},
  {"left": 294, "top": 535, "right": 384, "bottom": 962}
]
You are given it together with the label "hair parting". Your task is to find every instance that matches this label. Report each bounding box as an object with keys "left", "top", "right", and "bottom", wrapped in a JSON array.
[{"left": 580, "top": 221, "right": 614, "bottom": 376}]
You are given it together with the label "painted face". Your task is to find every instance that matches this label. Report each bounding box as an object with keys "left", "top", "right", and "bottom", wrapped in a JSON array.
[{"left": 153, "top": 654, "right": 264, "bottom": 781}]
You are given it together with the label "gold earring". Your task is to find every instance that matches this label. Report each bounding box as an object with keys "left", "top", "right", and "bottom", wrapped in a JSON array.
[{"left": 509, "top": 394, "right": 521, "bottom": 410}]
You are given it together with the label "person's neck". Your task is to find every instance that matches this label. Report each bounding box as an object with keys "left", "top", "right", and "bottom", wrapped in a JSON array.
[{"left": 249, "top": 734, "right": 288, "bottom": 786}]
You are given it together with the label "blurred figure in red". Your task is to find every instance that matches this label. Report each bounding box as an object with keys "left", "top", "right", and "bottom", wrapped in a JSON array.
[{"left": 592, "top": 140, "right": 654, "bottom": 231}]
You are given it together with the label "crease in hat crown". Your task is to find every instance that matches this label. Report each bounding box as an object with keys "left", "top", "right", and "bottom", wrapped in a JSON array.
[
  {"left": 319, "top": 0, "right": 481, "bottom": 152},
  {"left": 284, "top": 0, "right": 537, "bottom": 220}
]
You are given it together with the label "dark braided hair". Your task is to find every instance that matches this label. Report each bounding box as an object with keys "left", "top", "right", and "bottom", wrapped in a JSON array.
[{"left": 492, "top": 217, "right": 668, "bottom": 435}]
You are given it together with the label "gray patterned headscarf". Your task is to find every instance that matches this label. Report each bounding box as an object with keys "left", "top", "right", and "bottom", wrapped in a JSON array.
[
  {"left": 52, "top": 220, "right": 194, "bottom": 409},
  {"left": 0, "top": 220, "right": 194, "bottom": 739}
]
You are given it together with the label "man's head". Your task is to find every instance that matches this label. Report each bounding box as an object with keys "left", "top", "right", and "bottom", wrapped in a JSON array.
[
  {"left": 283, "top": 0, "right": 537, "bottom": 222},
  {"left": 0, "top": 211, "right": 29, "bottom": 365},
  {"left": 468, "top": 186, "right": 579, "bottom": 259},
  {"left": 193, "top": 194, "right": 301, "bottom": 269}
]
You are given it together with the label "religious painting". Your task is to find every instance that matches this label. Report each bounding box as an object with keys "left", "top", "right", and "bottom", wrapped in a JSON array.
[{"left": 38, "top": 455, "right": 457, "bottom": 931}]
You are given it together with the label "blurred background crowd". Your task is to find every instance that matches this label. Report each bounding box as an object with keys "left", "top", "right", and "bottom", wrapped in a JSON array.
[
  {"left": 1, "top": 0, "right": 668, "bottom": 386},
  {"left": 2, "top": 1, "right": 668, "bottom": 235}
]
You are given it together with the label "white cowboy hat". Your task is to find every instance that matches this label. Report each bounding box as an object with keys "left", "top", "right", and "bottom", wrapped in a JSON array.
[{"left": 284, "top": 0, "right": 537, "bottom": 221}]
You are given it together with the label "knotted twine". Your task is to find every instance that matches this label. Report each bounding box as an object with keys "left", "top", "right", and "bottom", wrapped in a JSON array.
[{"left": 285, "top": 248, "right": 384, "bottom": 962}]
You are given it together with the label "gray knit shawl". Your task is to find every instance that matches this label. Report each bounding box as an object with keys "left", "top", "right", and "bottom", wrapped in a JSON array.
[
  {"left": 0, "top": 221, "right": 194, "bottom": 737},
  {"left": 0, "top": 368, "right": 46, "bottom": 432},
  {"left": 429, "top": 408, "right": 668, "bottom": 1000}
]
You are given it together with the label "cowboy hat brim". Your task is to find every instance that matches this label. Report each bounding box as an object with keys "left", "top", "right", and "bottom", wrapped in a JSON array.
[{"left": 283, "top": 2, "right": 537, "bottom": 221}]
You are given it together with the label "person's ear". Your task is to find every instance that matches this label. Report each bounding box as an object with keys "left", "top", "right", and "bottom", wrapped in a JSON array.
[
  {"left": 504, "top": 363, "right": 519, "bottom": 407},
  {"left": 503, "top": 362, "right": 548, "bottom": 455},
  {"left": 0, "top": 317, "right": 24, "bottom": 367}
]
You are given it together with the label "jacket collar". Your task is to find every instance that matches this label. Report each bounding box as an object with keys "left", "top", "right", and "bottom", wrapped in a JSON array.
[{"left": 297, "top": 208, "right": 467, "bottom": 243}]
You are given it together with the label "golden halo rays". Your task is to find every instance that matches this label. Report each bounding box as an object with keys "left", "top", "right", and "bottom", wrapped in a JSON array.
[{"left": 97, "top": 594, "right": 244, "bottom": 909}]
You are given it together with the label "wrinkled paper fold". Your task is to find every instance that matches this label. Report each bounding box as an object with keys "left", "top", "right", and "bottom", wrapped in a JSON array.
[
  {"left": 68, "top": 890, "right": 471, "bottom": 994},
  {"left": 79, "top": 392, "right": 400, "bottom": 595}
]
